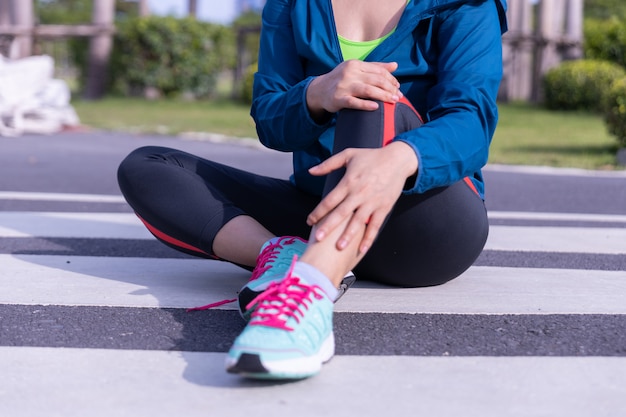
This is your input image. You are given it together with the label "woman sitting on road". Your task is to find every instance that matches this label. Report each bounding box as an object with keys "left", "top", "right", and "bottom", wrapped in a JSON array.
[{"left": 117, "top": 0, "right": 508, "bottom": 379}]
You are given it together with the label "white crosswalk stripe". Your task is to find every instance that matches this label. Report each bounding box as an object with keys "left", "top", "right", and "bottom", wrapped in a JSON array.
[
  {"left": 1, "top": 347, "right": 625, "bottom": 417},
  {"left": 2, "top": 211, "right": 626, "bottom": 253},
  {"left": 1, "top": 254, "right": 625, "bottom": 314}
]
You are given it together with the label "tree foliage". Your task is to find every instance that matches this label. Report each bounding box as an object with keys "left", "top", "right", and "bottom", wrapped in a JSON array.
[
  {"left": 109, "top": 16, "right": 235, "bottom": 98},
  {"left": 584, "top": 0, "right": 626, "bottom": 21},
  {"left": 36, "top": 0, "right": 139, "bottom": 24},
  {"left": 584, "top": 18, "right": 626, "bottom": 69},
  {"left": 36, "top": 0, "right": 92, "bottom": 24}
]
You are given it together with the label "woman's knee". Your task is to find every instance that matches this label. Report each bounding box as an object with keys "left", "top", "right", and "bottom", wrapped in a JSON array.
[
  {"left": 355, "top": 183, "right": 489, "bottom": 287},
  {"left": 117, "top": 146, "right": 173, "bottom": 203},
  {"left": 117, "top": 146, "right": 176, "bottom": 183},
  {"left": 118, "top": 146, "right": 156, "bottom": 175}
]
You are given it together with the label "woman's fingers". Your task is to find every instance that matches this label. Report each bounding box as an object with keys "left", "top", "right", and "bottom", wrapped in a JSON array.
[
  {"left": 308, "top": 145, "right": 417, "bottom": 252},
  {"left": 358, "top": 209, "right": 387, "bottom": 254},
  {"left": 343, "top": 62, "right": 402, "bottom": 102},
  {"left": 307, "top": 60, "right": 402, "bottom": 114},
  {"left": 314, "top": 195, "right": 392, "bottom": 253},
  {"left": 333, "top": 202, "right": 373, "bottom": 250},
  {"left": 312, "top": 194, "right": 358, "bottom": 242},
  {"left": 308, "top": 151, "right": 349, "bottom": 176},
  {"left": 306, "top": 184, "right": 349, "bottom": 232}
]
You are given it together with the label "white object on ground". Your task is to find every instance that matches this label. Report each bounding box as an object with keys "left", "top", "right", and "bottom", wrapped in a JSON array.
[{"left": 0, "top": 54, "right": 80, "bottom": 136}]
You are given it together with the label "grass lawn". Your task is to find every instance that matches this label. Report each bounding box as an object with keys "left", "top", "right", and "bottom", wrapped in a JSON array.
[
  {"left": 492, "top": 102, "right": 620, "bottom": 170},
  {"left": 73, "top": 98, "right": 624, "bottom": 170},
  {"left": 74, "top": 97, "right": 258, "bottom": 138}
]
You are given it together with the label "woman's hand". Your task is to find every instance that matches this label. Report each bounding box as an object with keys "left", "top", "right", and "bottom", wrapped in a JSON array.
[
  {"left": 307, "top": 141, "right": 418, "bottom": 254},
  {"left": 306, "top": 60, "right": 402, "bottom": 121}
]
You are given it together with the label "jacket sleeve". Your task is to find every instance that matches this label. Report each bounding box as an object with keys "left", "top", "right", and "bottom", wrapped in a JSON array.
[
  {"left": 394, "top": 0, "right": 504, "bottom": 194},
  {"left": 250, "top": 0, "right": 332, "bottom": 152}
]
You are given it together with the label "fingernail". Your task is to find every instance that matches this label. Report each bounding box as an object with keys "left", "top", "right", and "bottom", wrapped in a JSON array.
[
  {"left": 338, "top": 239, "right": 347, "bottom": 249},
  {"left": 360, "top": 245, "right": 369, "bottom": 254},
  {"left": 316, "top": 230, "right": 325, "bottom": 241}
]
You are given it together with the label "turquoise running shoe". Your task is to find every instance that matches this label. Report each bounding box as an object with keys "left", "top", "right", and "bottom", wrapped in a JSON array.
[
  {"left": 226, "top": 259, "right": 335, "bottom": 379},
  {"left": 237, "top": 236, "right": 356, "bottom": 320}
]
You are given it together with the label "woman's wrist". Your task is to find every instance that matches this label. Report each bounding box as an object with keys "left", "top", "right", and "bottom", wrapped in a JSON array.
[
  {"left": 386, "top": 141, "right": 419, "bottom": 179},
  {"left": 306, "top": 76, "right": 332, "bottom": 123}
]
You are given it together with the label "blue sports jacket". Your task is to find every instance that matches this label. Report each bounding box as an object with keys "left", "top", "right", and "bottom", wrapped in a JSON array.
[{"left": 251, "top": 0, "right": 508, "bottom": 199}]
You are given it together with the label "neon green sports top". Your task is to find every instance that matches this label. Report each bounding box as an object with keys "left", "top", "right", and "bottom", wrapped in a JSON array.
[
  {"left": 338, "top": 1, "right": 409, "bottom": 61},
  {"left": 338, "top": 30, "right": 395, "bottom": 61}
]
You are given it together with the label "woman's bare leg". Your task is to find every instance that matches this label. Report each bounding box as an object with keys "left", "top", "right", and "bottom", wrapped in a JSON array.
[{"left": 212, "top": 215, "right": 275, "bottom": 267}]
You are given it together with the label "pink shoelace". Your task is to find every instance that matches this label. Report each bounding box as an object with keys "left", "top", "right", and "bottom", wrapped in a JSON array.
[
  {"left": 186, "top": 297, "right": 237, "bottom": 312},
  {"left": 186, "top": 236, "right": 305, "bottom": 312},
  {"left": 247, "top": 258, "right": 324, "bottom": 331},
  {"left": 248, "top": 236, "right": 302, "bottom": 282}
]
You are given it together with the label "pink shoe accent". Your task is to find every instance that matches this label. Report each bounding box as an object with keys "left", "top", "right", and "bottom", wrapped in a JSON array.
[
  {"left": 249, "top": 236, "right": 307, "bottom": 282},
  {"left": 247, "top": 256, "right": 324, "bottom": 331}
]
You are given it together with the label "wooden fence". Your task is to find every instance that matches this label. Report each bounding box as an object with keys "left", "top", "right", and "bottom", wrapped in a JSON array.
[
  {"left": 0, "top": 0, "right": 116, "bottom": 99},
  {"left": 501, "top": 0, "right": 584, "bottom": 102}
]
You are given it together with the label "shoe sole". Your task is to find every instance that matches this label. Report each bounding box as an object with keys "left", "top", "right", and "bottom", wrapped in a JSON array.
[{"left": 225, "top": 333, "right": 335, "bottom": 380}]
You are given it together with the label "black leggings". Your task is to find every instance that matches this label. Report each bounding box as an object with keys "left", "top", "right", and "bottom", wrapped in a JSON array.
[{"left": 117, "top": 98, "right": 489, "bottom": 287}]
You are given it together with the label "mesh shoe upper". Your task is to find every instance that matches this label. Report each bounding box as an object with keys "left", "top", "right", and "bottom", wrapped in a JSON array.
[
  {"left": 226, "top": 258, "right": 335, "bottom": 379},
  {"left": 238, "top": 236, "right": 307, "bottom": 318}
]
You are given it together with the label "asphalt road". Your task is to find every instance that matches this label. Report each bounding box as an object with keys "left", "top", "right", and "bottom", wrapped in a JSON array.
[
  {"left": 2, "top": 131, "right": 625, "bottom": 214},
  {"left": 1, "top": 131, "right": 625, "bottom": 417}
]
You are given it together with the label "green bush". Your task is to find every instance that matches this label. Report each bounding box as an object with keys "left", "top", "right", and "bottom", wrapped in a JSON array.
[
  {"left": 584, "top": 18, "right": 626, "bottom": 68},
  {"left": 605, "top": 76, "right": 626, "bottom": 147},
  {"left": 543, "top": 59, "right": 626, "bottom": 112},
  {"left": 241, "top": 62, "right": 257, "bottom": 104},
  {"left": 109, "top": 16, "right": 236, "bottom": 98}
]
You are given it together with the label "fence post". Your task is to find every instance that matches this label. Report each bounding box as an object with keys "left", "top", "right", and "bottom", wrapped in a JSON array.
[
  {"left": 0, "top": 0, "right": 10, "bottom": 26},
  {"left": 84, "top": 0, "right": 115, "bottom": 99},
  {"left": 501, "top": 0, "right": 534, "bottom": 102},
  {"left": 138, "top": 0, "right": 150, "bottom": 17},
  {"left": 0, "top": 0, "right": 11, "bottom": 57},
  {"left": 10, "top": 0, "right": 33, "bottom": 59},
  {"left": 531, "top": 0, "right": 557, "bottom": 102},
  {"left": 564, "top": 0, "right": 584, "bottom": 60}
]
